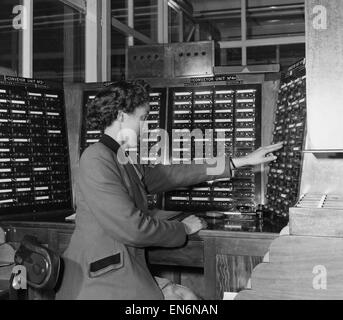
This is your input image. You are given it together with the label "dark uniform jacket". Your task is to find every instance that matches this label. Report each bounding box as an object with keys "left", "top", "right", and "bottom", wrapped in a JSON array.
[{"left": 56, "top": 134, "right": 232, "bottom": 300}]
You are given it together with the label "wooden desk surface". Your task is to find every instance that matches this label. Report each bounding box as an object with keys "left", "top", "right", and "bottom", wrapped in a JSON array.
[
  {"left": 0, "top": 211, "right": 284, "bottom": 241},
  {"left": 0, "top": 215, "right": 283, "bottom": 300},
  {"left": 0, "top": 215, "right": 281, "bottom": 269}
]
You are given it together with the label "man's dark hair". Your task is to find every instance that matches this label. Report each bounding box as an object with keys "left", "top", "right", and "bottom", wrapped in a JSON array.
[{"left": 86, "top": 80, "right": 151, "bottom": 131}]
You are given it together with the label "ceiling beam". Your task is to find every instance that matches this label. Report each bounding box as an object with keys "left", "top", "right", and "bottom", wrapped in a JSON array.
[
  {"left": 59, "top": 0, "right": 86, "bottom": 14},
  {"left": 219, "top": 35, "right": 305, "bottom": 48},
  {"left": 192, "top": 0, "right": 304, "bottom": 13},
  {"left": 173, "top": 0, "right": 193, "bottom": 16},
  {"left": 111, "top": 17, "right": 154, "bottom": 44}
]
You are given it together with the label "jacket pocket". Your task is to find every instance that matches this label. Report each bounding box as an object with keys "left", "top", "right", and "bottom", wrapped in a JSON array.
[{"left": 88, "top": 251, "right": 124, "bottom": 278}]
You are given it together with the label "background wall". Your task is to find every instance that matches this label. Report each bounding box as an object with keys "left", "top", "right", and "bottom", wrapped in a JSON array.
[
  {"left": 300, "top": 0, "right": 343, "bottom": 195},
  {"left": 306, "top": 0, "right": 343, "bottom": 150}
]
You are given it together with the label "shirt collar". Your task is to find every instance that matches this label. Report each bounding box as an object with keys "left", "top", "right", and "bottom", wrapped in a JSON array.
[
  {"left": 99, "top": 134, "right": 144, "bottom": 181},
  {"left": 99, "top": 134, "right": 121, "bottom": 154}
]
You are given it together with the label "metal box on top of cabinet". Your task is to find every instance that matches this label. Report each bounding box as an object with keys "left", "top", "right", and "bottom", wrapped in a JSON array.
[
  {"left": 166, "top": 41, "right": 215, "bottom": 78},
  {"left": 127, "top": 41, "right": 215, "bottom": 80}
]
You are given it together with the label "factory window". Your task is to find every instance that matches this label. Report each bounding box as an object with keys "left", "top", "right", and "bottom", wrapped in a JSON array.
[
  {"left": 192, "top": 2, "right": 241, "bottom": 41},
  {"left": 220, "top": 48, "right": 242, "bottom": 66},
  {"left": 134, "top": 0, "right": 158, "bottom": 43},
  {"left": 246, "top": 3, "right": 305, "bottom": 39},
  {"left": 246, "top": 44, "right": 305, "bottom": 69},
  {"left": 33, "top": 0, "right": 85, "bottom": 82},
  {"left": 112, "top": 0, "right": 127, "bottom": 23},
  {"left": 0, "top": 0, "right": 20, "bottom": 76},
  {"left": 169, "top": 4, "right": 179, "bottom": 43},
  {"left": 111, "top": 0, "right": 126, "bottom": 80},
  {"left": 279, "top": 43, "right": 305, "bottom": 73},
  {"left": 0, "top": 0, "right": 307, "bottom": 80},
  {"left": 183, "top": 14, "right": 195, "bottom": 42},
  {"left": 247, "top": 45, "right": 277, "bottom": 65},
  {"left": 111, "top": 29, "right": 126, "bottom": 81}
]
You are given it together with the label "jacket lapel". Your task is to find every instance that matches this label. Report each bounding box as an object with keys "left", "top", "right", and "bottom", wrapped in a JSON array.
[{"left": 99, "top": 135, "right": 148, "bottom": 209}]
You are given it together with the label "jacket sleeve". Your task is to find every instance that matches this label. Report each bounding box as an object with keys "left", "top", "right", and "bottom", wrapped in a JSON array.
[
  {"left": 78, "top": 153, "right": 187, "bottom": 248},
  {"left": 142, "top": 157, "right": 233, "bottom": 195}
]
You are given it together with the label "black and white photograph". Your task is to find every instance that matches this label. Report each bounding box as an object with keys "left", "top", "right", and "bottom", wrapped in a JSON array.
[{"left": 0, "top": 0, "right": 342, "bottom": 309}]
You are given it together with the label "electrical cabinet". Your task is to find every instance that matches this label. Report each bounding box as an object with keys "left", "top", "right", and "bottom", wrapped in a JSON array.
[{"left": 0, "top": 76, "right": 73, "bottom": 220}]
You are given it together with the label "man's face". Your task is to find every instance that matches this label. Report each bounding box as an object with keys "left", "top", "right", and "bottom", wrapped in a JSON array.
[{"left": 120, "top": 103, "right": 150, "bottom": 148}]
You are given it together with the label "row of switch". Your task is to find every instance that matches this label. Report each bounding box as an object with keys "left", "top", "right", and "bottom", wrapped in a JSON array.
[
  {"left": 0, "top": 82, "right": 73, "bottom": 217},
  {"left": 166, "top": 86, "right": 260, "bottom": 213},
  {"left": 265, "top": 60, "right": 306, "bottom": 219}
]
